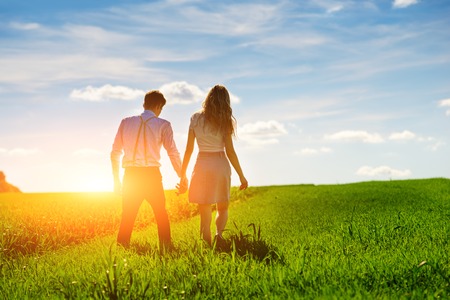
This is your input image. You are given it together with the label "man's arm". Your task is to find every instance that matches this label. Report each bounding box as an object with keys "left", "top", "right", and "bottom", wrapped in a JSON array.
[
  {"left": 161, "top": 122, "right": 190, "bottom": 193},
  {"left": 177, "top": 128, "right": 195, "bottom": 194},
  {"left": 161, "top": 122, "right": 182, "bottom": 177},
  {"left": 111, "top": 120, "right": 124, "bottom": 194}
]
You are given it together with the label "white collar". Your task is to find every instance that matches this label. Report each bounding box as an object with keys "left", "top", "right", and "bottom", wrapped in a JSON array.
[{"left": 142, "top": 110, "right": 156, "bottom": 117}]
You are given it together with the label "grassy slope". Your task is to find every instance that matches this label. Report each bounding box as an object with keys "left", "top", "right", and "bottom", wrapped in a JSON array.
[
  {"left": 0, "top": 178, "right": 449, "bottom": 299},
  {"left": 229, "top": 178, "right": 450, "bottom": 298}
]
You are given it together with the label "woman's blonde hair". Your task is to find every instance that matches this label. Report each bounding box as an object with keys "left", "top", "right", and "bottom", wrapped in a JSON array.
[{"left": 202, "top": 85, "right": 236, "bottom": 137}]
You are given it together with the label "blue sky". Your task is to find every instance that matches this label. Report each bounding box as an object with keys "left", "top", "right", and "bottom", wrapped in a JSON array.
[{"left": 1, "top": 0, "right": 449, "bottom": 192}]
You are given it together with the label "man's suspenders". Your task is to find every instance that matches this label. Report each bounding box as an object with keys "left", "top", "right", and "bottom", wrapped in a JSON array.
[{"left": 132, "top": 116, "right": 156, "bottom": 164}]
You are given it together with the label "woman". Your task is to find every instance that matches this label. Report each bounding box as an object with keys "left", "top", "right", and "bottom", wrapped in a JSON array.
[{"left": 178, "top": 85, "right": 248, "bottom": 245}]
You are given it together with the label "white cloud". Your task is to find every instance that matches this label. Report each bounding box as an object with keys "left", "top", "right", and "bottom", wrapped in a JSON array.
[
  {"left": 240, "top": 120, "right": 287, "bottom": 137},
  {"left": 356, "top": 165, "right": 412, "bottom": 178},
  {"left": 70, "top": 82, "right": 241, "bottom": 105},
  {"left": 389, "top": 130, "right": 416, "bottom": 141},
  {"left": 325, "top": 130, "right": 384, "bottom": 143},
  {"left": 296, "top": 147, "right": 332, "bottom": 156},
  {"left": 159, "top": 81, "right": 240, "bottom": 105},
  {"left": 159, "top": 81, "right": 206, "bottom": 105},
  {"left": 439, "top": 98, "right": 450, "bottom": 116},
  {"left": 9, "top": 22, "right": 41, "bottom": 30},
  {"left": 113, "top": 1, "right": 281, "bottom": 37},
  {"left": 327, "top": 5, "right": 343, "bottom": 13},
  {"left": 239, "top": 120, "right": 288, "bottom": 146},
  {"left": 70, "top": 84, "right": 145, "bottom": 101},
  {"left": 428, "top": 141, "right": 446, "bottom": 152},
  {"left": 65, "top": 25, "right": 134, "bottom": 46},
  {"left": 246, "top": 33, "right": 327, "bottom": 49},
  {"left": 0, "top": 54, "right": 154, "bottom": 89},
  {"left": 392, "top": 0, "right": 419, "bottom": 8},
  {"left": 0, "top": 148, "right": 39, "bottom": 156},
  {"left": 439, "top": 98, "right": 450, "bottom": 107},
  {"left": 310, "top": 0, "right": 344, "bottom": 13},
  {"left": 171, "top": 2, "right": 281, "bottom": 36}
]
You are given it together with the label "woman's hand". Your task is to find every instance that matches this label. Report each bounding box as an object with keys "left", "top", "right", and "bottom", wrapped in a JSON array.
[{"left": 239, "top": 176, "right": 248, "bottom": 190}]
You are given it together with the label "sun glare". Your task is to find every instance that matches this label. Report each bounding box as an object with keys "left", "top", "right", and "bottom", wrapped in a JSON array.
[{"left": 70, "top": 171, "right": 113, "bottom": 192}]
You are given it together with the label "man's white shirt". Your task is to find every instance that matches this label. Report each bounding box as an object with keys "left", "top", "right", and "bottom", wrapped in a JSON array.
[{"left": 111, "top": 110, "right": 182, "bottom": 176}]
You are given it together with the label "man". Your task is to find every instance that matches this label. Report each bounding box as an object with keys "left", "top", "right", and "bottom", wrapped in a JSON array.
[{"left": 111, "top": 90, "right": 188, "bottom": 249}]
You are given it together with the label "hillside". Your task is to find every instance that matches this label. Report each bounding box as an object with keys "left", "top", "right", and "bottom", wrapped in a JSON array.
[
  {"left": 0, "top": 171, "right": 21, "bottom": 193},
  {"left": 0, "top": 178, "right": 449, "bottom": 299}
]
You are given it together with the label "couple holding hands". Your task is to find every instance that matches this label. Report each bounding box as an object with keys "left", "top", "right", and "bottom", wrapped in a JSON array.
[{"left": 111, "top": 85, "right": 248, "bottom": 250}]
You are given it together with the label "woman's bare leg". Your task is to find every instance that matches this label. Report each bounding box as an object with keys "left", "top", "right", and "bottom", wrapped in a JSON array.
[
  {"left": 215, "top": 201, "right": 229, "bottom": 238},
  {"left": 199, "top": 204, "right": 212, "bottom": 245}
]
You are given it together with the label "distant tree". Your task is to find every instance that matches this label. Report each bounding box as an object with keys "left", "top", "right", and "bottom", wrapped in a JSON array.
[{"left": 0, "top": 171, "right": 21, "bottom": 193}]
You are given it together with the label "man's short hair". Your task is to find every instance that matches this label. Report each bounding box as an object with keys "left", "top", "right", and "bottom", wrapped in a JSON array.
[{"left": 144, "top": 90, "right": 166, "bottom": 109}]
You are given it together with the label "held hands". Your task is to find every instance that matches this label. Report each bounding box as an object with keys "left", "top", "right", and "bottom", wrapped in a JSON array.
[{"left": 176, "top": 176, "right": 189, "bottom": 195}]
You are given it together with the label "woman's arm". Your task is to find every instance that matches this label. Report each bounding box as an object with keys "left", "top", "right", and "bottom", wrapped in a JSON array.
[
  {"left": 181, "top": 129, "right": 195, "bottom": 177},
  {"left": 224, "top": 134, "right": 248, "bottom": 190}
]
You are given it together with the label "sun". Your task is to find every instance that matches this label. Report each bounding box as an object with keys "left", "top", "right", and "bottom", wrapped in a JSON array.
[
  {"left": 68, "top": 167, "right": 115, "bottom": 192},
  {"left": 75, "top": 176, "right": 112, "bottom": 192}
]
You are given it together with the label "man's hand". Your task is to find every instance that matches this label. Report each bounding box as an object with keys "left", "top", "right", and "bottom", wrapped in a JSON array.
[
  {"left": 176, "top": 176, "right": 189, "bottom": 195},
  {"left": 114, "top": 178, "right": 122, "bottom": 195}
]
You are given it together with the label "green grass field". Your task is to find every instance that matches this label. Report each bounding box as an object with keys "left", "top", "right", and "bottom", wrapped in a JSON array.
[{"left": 1, "top": 178, "right": 449, "bottom": 299}]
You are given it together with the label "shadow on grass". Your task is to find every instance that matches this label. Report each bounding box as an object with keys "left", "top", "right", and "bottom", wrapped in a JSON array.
[
  {"left": 127, "top": 242, "right": 160, "bottom": 256},
  {"left": 215, "top": 223, "right": 284, "bottom": 264},
  {"left": 125, "top": 223, "right": 283, "bottom": 264}
]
